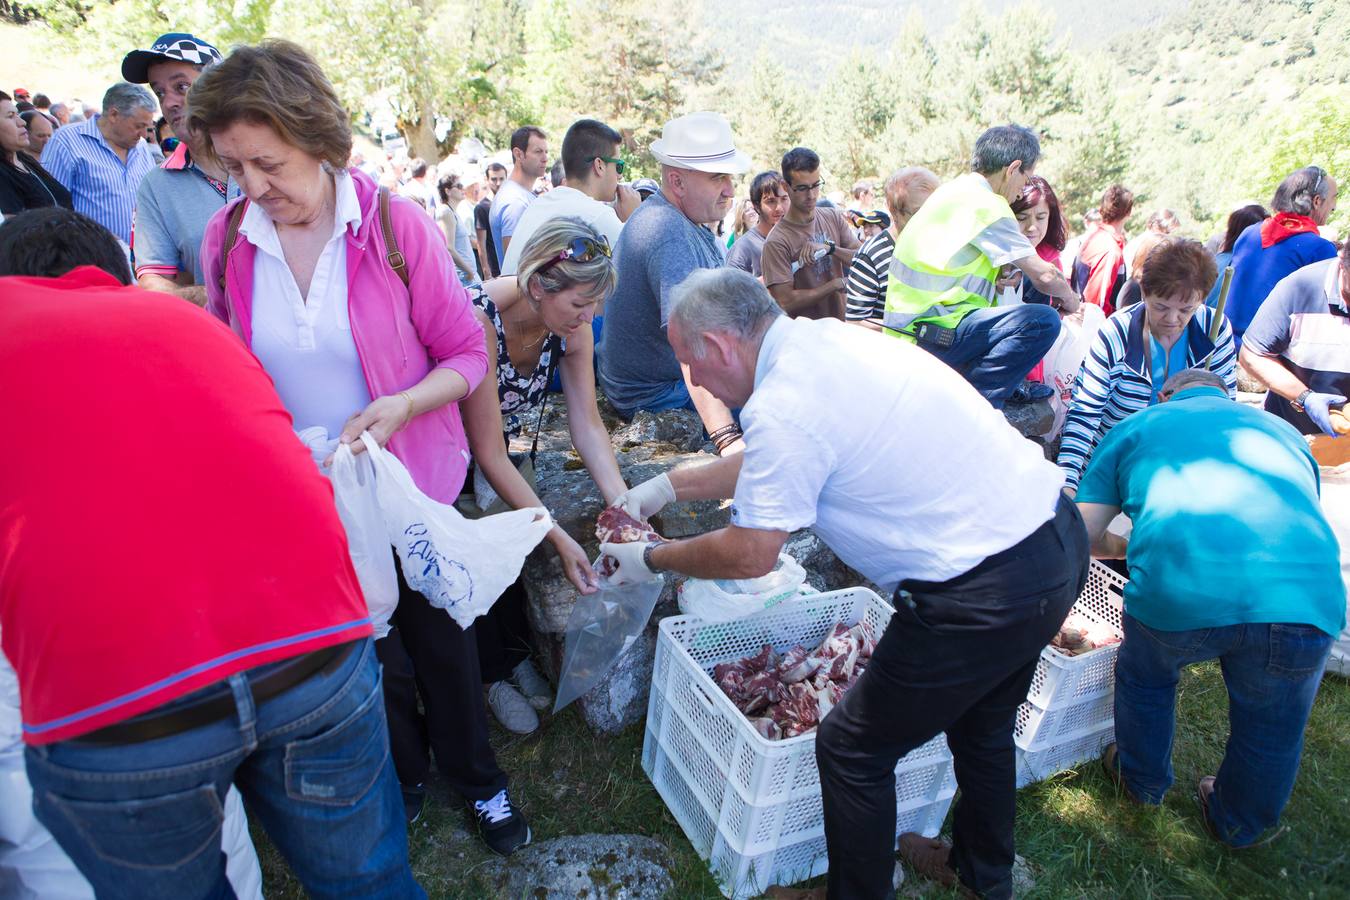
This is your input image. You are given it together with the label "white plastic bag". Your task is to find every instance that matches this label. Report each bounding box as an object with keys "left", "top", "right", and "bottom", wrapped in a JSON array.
[
  {"left": 296, "top": 428, "right": 399, "bottom": 638},
  {"left": 678, "top": 553, "right": 808, "bottom": 622},
  {"left": 331, "top": 444, "right": 400, "bottom": 638},
  {"left": 361, "top": 433, "right": 553, "bottom": 629},
  {"left": 1042, "top": 303, "right": 1106, "bottom": 439},
  {"left": 1320, "top": 462, "right": 1350, "bottom": 677}
]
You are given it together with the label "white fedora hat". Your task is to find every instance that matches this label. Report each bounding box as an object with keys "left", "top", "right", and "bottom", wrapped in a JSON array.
[{"left": 649, "top": 112, "right": 752, "bottom": 174}]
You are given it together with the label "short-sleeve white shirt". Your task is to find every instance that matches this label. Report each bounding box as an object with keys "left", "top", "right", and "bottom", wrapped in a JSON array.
[
  {"left": 245, "top": 170, "right": 373, "bottom": 437},
  {"left": 498, "top": 186, "right": 624, "bottom": 275},
  {"left": 731, "top": 316, "right": 1065, "bottom": 590}
]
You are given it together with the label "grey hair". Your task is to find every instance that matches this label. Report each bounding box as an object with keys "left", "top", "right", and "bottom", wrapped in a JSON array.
[
  {"left": 515, "top": 216, "right": 615, "bottom": 301},
  {"left": 1273, "top": 166, "right": 1331, "bottom": 216},
  {"left": 1159, "top": 368, "right": 1226, "bottom": 400},
  {"left": 970, "top": 124, "right": 1040, "bottom": 176},
  {"left": 102, "top": 82, "right": 156, "bottom": 116},
  {"left": 668, "top": 268, "right": 783, "bottom": 359}
]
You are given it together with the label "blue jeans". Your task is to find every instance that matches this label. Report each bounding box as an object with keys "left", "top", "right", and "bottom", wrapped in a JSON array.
[
  {"left": 613, "top": 377, "right": 694, "bottom": 419},
  {"left": 24, "top": 639, "right": 423, "bottom": 900},
  {"left": 1113, "top": 614, "right": 1333, "bottom": 846},
  {"left": 928, "top": 304, "right": 1061, "bottom": 408}
]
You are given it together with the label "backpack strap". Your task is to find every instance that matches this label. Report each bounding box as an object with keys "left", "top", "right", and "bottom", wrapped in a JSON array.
[
  {"left": 217, "top": 199, "right": 249, "bottom": 293},
  {"left": 379, "top": 187, "right": 410, "bottom": 288}
]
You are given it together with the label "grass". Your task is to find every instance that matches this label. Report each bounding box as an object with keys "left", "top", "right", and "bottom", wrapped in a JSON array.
[{"left": 253, "top": 661, "right": 1350, "bottom": 898}]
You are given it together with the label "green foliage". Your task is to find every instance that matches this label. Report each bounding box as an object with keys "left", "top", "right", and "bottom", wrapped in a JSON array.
[
  {"left": 515, "top": 0, "right": 723, "bottom": 176},
  {"left": 16, "top": 0, "right": 1347, "bottom": 240}
]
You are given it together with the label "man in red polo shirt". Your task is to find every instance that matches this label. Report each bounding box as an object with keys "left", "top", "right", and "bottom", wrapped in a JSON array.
[{"left": 0, "top": 225, "right": 422, "bottom": 898}]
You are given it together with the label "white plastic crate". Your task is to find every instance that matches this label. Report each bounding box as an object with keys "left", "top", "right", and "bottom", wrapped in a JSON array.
[
  {"left": 1023, "top": 560, "right": 1127, "bottom": 709},
  {"left": 1014, "top": 690, "right": 1115, "bottom": 752},
  {"left": 1016, "top": 723, "right": 1114, "bottom": 788},
  {"left": 1014, "top": 561, "right": 1126, "bottom": 754},
  {"left": 643, "top": 588, "right": 956, "bottom": 900}
]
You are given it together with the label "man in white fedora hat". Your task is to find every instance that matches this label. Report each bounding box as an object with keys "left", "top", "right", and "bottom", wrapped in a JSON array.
[{"left": 598, "top": 111, "right": 752, "bottom": 455}]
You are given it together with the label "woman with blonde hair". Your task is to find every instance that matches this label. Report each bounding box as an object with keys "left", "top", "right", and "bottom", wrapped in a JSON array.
[{"left": 460, "top": 216, "right": 627, "bottom": 734}]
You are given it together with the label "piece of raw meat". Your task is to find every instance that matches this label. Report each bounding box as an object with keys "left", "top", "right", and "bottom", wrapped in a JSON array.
[
  {"left": 777, "top": 645, "right": 823, "bottom": 683},
  {"left": 738, "top": 671, "right": 782, "bottom": 715},
  {"left": 745, "top": 644, "right": 779, "bottom": 674},
  {"left": 594, "top": 507, "right": 661, "bottom": 577},
  {"left": 750, "top": 717, "right": 781, "bottom": 740}
]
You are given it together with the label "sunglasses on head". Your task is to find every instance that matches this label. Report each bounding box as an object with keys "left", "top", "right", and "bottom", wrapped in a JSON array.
[
  {"left": 538, "top": 236, "right": 612, "bottom": 275},
  {"left": 592, "top": 155, "right": 626, "bottom": 175}
]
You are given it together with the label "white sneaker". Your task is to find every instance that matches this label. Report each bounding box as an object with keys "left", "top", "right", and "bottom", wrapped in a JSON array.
[
  {"left": 511, "top": 659, "right": 553, "bottom": 711},
  {"left": 487, "top": 681, "right": 539, "bottom": 734}
]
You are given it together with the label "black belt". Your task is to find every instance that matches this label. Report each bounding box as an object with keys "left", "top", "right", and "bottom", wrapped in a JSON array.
[{"left": 77, "top": 641, "right": 357, "bottom": 746}]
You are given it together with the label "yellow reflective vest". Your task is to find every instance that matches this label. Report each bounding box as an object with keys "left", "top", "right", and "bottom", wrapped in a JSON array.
[{"left": 883, "top": 173, "right": 1012, "bottom": 342}]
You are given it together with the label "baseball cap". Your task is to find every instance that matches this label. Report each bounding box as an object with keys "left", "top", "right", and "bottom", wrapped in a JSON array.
[
  {"left": 122, "top": 33, "right": 223, "bottom": 83},
  {"left": 632, "top": 178, "right": 660, "bottom": 197}
]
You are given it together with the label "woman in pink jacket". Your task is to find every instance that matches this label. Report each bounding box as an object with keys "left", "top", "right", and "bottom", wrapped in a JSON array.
[{"left": 192, "top": 41, "right": 529, "bottom": 855}]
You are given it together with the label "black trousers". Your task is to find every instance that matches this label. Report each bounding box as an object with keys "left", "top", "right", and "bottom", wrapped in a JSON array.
[
  {"left": 375, "top": 560, "right": 508, "bottom": 802},
  {"left": 475, "top": 578, "right": 534, "bottom": 684},
  {"left": 817, "top": 496, "right": 1089, "bottom": 899}
]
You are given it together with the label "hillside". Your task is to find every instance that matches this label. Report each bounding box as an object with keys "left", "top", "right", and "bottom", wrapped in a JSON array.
[{"left": 703, "top": 0, "right": 1185, "bottom": 85}]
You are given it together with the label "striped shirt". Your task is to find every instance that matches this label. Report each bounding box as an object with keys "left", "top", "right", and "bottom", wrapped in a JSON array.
[
  {"left": 845, "top": 229, "right": 893, "bottom": 321},
  {"left": 1058, "top": 301, "right": 1237, "bottom": 489},
  {"left": 39, "top": 114, "right": 154, "bottom": 244}
]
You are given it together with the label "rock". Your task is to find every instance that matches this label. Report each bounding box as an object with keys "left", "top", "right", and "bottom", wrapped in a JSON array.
[
  {"left": 480, "top": 833, "right": 673, "bottom": 900},
  {"left": 535, "top": 622, "right": 660, "bottom": 734},
  {"left": 1002, "top": 398, "right": 1054, "bottom": 440},
  {"left": 611, "top": 408, "right": 709, "bottom": 453}
]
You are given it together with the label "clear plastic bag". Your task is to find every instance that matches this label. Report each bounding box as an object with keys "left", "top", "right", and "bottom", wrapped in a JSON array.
[
  {"left": 677, "top": 554, "right": 808, "bottom": 622},
  {"left": 553, "top": 572, "right": 665, "bottom": 713}
]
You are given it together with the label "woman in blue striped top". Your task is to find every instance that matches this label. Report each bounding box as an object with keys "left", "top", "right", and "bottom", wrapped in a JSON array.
[{"left": 1060, "top": 238, "right": 1237, "bottom": 493}]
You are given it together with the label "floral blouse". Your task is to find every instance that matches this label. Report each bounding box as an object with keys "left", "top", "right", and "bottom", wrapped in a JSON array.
[{"left": 470, "top": 284, "right": 565, "bottom": 437}]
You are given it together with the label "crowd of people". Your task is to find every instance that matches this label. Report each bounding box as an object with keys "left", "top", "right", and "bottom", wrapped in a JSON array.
[{"left": 0, "top": 29, "right": 1346, "bottom": 900}]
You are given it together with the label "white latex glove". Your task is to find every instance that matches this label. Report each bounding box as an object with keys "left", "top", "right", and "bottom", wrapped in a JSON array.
[
  {"left": 599, "top": 540, "right": 659, "bottom": 586},
  {"left": 611, "top": 473, "right": 676, "bottom": 520}
]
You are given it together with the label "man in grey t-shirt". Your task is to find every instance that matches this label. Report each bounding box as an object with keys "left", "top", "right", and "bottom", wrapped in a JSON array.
[
  {"left": 726, "top": 170, "right": 789, "bottom": 279},
  {"left": 122, "top": 32, "right": 234, "bottom": 307},
  {"left": 598, "top": 112, "right": 750, "bottom": 453}
]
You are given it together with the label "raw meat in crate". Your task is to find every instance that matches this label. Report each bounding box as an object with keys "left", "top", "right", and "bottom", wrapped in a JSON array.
[
  {"left": 712, "top": 620, "right": 876, "bottom": 740},
  {"left": 1050, "top": 612, "right": 1121, "bottom": 657}
]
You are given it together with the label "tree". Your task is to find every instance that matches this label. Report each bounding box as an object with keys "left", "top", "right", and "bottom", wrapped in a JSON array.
[
  {"left": 276, "top": 0, "right": 530, "bottom": 161},
  {"left": 519, "top": 0, "right": 724, "bottom": 175},
  {"left": 730, "top": 52, "right": 807, "bottom": 175}
]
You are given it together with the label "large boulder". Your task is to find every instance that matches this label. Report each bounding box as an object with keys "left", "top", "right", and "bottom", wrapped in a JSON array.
[{"left": 479, "top": 833, "right": 673, "bottom": 899}]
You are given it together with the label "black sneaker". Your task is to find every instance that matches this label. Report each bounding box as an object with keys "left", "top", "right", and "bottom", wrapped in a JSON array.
[
  {"left": 471, "top": 789, "right": 531, "bottom": 856},
  {"left": 402, "top": 783, "right": 425, "bottom": 824}
]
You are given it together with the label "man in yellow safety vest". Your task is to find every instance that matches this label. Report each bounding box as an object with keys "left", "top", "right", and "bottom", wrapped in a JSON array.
[{"left": 884, "top": 124, "right": 1082, "bottom": 408}]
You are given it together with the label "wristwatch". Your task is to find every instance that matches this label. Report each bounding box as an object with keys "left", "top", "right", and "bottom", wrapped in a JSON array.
[
  {"left": 825, "top": 239, "right": 837, "bottom": 256},
  {"left": 1292, "top": 388, "right": 1313, "bottom": 412},
  {"left": 643, "top": 541, "right": 664, "bottom": 574}
]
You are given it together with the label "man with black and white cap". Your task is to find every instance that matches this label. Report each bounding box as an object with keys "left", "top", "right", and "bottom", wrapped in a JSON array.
[
  {"left": 598, "top": 111, "right": 751, "bottom": 455},
  {"left": 122, "top": 32, "right": 236, "bottom": 306}
]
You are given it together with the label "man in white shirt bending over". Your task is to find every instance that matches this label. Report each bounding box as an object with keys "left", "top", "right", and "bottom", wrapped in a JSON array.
[
  {"left": 598, "top": 267, "right": 1090, "bottom": 900},
  {"left": 499, "top": 118, "right": 640, "bottom": 275}
]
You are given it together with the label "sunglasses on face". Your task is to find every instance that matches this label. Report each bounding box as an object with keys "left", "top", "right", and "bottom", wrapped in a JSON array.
[
  {"left": 593, "top": 155, "right": 626, "bottom": 175},
  {"left": 538, "top": 236, "right": 612, "bottom": 275}
]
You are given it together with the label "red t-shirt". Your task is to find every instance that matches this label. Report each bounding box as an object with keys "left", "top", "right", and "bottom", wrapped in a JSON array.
[{"left": 0, "top": 268, "right": 372, "bottom": 744}]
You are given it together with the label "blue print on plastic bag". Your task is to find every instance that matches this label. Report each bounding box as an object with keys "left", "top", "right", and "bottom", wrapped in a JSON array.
[{"left": 402, "top": 522, "right": 474, "bottom": 611}]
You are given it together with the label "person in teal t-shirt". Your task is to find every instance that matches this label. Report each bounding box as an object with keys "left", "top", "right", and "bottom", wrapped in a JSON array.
[{"left": 1076, "top": 367, "right": 1344, "bottom": 850}]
